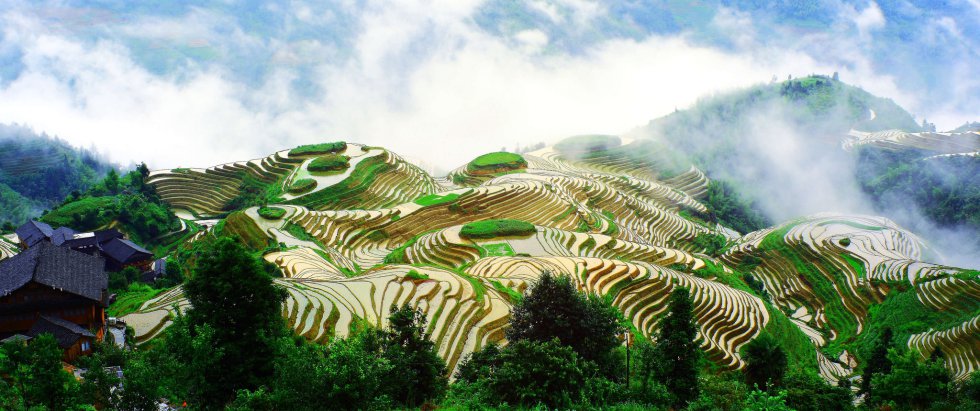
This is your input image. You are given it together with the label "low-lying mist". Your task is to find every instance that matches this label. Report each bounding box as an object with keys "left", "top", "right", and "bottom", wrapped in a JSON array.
[{"left": 632, "top": 86, "right": 979, "bottom": 269}]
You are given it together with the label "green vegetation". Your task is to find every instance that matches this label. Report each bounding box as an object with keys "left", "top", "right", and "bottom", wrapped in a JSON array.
[
  {"left": 288, "top": 141, "right": 346, "bottom": 156},
  {"left": 652, "top": 287, "right": 701, "bottom": 407},
  {"left": 459, "top": 219, "right": 536, "bottom": 239},
  {"left": 466, "top": 151, "right": 527, "bottom": 173},
  {"left": 0, "top": 125, "right": 113, "bottom": 226},
  {"left": 481, "top": 242, "right": 516, "bottom": 257},
  {"left": 856, "top": 148, "right": 980, "bottom": 252},
  {"left": 223, "top": 173, "right": 285, "bottom": 212},
  {"left": 257, "top": 206, "right": 286, "bottom": 220},
  {"left": 307, "top": 154, "right": 351, "bottom": 173},
  {"left": 704, "top": 180, "right": 771, "bottom": 235},
  {"left": 286, "top": 154, "right": 394, "bottom": 210},
  {"left": 404, "top": 269, "right": 429, "bottom": 281},
  {"left": 287, "top": 178, "right": 317, "bottom": 194},
  {"left": 108, "top": 283, "right": 166, "bottom": 317},
  {"left": 181, "top": 237, "right": 288, "bottom": 408},
  {"left": 743, "top": 333, "right": 788, "bottom": 390},
  {"left": 692, "top": 233, "right": 728, "bottom": 256},
  {"left": 218, "top": 211, "right": 270, "bottom": 250},
  {"left": 39, "top": 163, "right": 181, "bottom": 245},
  {"left": 413, "top": 192, "right": 460, "bottom": 206}
]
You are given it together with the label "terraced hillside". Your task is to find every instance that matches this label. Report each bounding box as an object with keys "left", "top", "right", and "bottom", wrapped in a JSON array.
[{"left": 121, "top": 137, "right": 980, "bottom": 382}]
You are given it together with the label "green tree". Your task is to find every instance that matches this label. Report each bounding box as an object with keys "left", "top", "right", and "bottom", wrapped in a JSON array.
[
  {"left": 104, "top": 169, "right": 120, "bottom": 194},
  {"left": 182, "top": 236, "right": 288, "bottom": 408},
  {"left": 861, "top": 327, "right": 894, "bottom": 396},
  {"left": 743, "top": 333, "right": 788, "bottom": 390},
  {"left": 489, "top": 339, "right": 586, "bottom": 408},
  {"left": 506, "top": 272, "right": 624, "bottom": 375},
  {"left": 960, "top": 370, "right": 980, "bottom": 407},
  {"left": 783, "top": 369, "right": 853, "bottom": 411},
  {"left": 382, "top": 304, "right": 448, "bottom": 407},
  {"left": 870, "top": 349, "right": 953, "bottom": 410},
  {"left": 687, "top": 372, "right": 749, "bottom": 411},
  {"left": 745, "top": 389, "right": 793, "bottom": 411},
  {"left": 0, "top": 334, "right": 86, "bottom": 410},
  {"left": 455, "top": 343, "right": 502, "bottom": 383},
  {"left": 653, "top": 286, "right": 700, "bottom": 408},
  {"left": 232, "top": 331, "right": 392, "bottom": 410}
]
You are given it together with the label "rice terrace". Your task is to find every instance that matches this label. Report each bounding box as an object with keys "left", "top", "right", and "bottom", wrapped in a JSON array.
[{"left": 0, "top": 1, "right": 979, "bottom": 410}]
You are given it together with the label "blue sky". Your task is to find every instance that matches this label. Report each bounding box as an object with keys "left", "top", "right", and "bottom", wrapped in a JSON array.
[{"left": 0, "top": 0, "right": 976, "bottom": 170}]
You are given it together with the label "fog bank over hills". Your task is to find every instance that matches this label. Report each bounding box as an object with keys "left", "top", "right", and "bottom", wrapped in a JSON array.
[{"left": 0, "top": 1, "right": 977, "bottom": 168}]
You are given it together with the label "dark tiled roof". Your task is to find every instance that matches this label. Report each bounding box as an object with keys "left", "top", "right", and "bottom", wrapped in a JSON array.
[
  {"left": 50, "top": 227, "right": 78, "bottom": 246},
  {"left": 0, "top": 242, "right": 106, "bottom": 302},
  {"left": 101, "top": 238, "right": 152, "bottom": 265},
  {"left": 28, "top": 315, "right": 94, "bottom": 349},
  {"left": 62, "top": 234, "right": 100, "bottom": 250},
  {"left": 94, "top": 229, "right": 123, "bottom": 244},
  {"left": 15, "top": 220, "right": 53, "bottom": 247}
]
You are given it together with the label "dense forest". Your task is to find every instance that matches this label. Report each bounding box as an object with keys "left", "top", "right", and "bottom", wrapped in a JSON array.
[{"left": 0, "top": 124, "right": 114, "bottom": 227}]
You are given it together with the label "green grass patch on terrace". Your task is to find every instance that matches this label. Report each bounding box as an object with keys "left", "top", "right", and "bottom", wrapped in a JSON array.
[
  {"left": 759, "top": 301, "right": 819, "bottom": 371},
  {"left": 854, "top": 288, "right": 980, "bottom": 361},
  {"left": 459, "top": 219, "right": 537, "bottom": 239},
  {"left": 219, "top": 211, "right": 270, "bottom": 250},
  {"left": 286, "top": 154, "right": 393, "bottom": 210},
  {"left": 108, "top": 283, "right": 166, "bottom": 317},
  {"left": 288, "top": 141, "right": 346, "bottom": 156},
  {"left": 414, "top": 192, "right": 461, "bottom": 207},
  {"left": 311, "top": 248, "right": 357, "bottom": 277},
  {"left": 307, "top": 154, "right": 350, "bottom": 173},
  {"left": 840, "top": 253, "right": 866, "bottom": 278},
  {"left": 466, "top": 151, "right": 527, "bottom": 173},
  {"left": 287, "top": 178, "right": 317, "bottom": 194},
  {"left": 404, "top": 269, "right": 430, "bottom": 281},
  {"left": 284, "top": 222, "right": 323, "bottom": 246},
  {"left": 759, "top": 233, "right": 859, "bottom": 354},
  {"left": 481, "top": 242, "right": 516, "bottom": 257},
  {"left": 257, "top": 206, "right": 286, "bottom": 220},
  {"left": 490, "top": 279, "right": 522, "bottom": 303}
]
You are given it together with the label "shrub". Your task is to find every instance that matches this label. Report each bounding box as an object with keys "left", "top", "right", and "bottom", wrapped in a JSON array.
[
  {"left": 459, "top": 219, "right": 536, "bottom": 239},
  {"left": 288, "top": 141, "right": 346, "bottom": 156},
  {"left": 257, "top": 206, "right": 286, "bottom": 220},
  {"left": 308, "top": 154, "right": 351, "bottom": 173},
  {"left": 288, "top": 178, "right": 317, "bottom": 194},
  {"left": 839, "top": 237, "right": 851, "bottom": 246},
  {"left": 466, "top": 152, "right": 527, "bottom": 173},
  {"left": 404, "top": 269, "right": 429, "bottom": 281}
]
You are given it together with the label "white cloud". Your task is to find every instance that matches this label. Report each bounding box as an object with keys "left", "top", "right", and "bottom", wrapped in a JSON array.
[
  {"left": 0, "top": 0, "right": 950, "bottom": 174},
  {"left": 850, "top": 1, "right": 886, "bottom": 38}
]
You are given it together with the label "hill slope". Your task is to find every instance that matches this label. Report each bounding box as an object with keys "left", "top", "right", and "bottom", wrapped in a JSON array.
[
  {"left": 0, "top": 124, "right": 114, "bottom": 226},
  {"left": 101, "top": 137, "right": 979, "bottom": 383}
]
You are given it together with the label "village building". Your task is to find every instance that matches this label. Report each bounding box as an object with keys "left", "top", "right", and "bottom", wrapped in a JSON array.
[{"left": 0, "top": 242, "right": 107, "bottom": 362}]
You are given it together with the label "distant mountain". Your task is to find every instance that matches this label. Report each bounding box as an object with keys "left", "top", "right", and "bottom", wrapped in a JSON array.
[
  {"left": 631, "top": 75, "right": 979, "bottom": 265},
  {"left": 0, "top": 124, "right": 114, "bottom": 227}
]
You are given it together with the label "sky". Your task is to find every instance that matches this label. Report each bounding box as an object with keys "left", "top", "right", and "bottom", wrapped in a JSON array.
[{"left": 0, "top": 0, "right": 977, "bottom": 171}]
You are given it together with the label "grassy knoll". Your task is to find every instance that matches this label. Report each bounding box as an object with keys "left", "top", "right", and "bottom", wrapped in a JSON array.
[
  {"left": 287, "top": 178, "right": 317, "bottom": 194},
  {"left": 258, "top": 206, "right": 286, "bottom": 220},
  {"left": 40, "top": 196, "right": 118, "bottom": 230},
  {"left": 460, "top": 219, "right": 536, "bottom": 239},
  {"left": 288, "top": 141, "right": 346, "bottom": 156},
  {"left": 308, "top": 154, "right": 350, "bottom": 173},
  {"left": 466, "top": 152, "right": 527, "bottom": 173}
]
